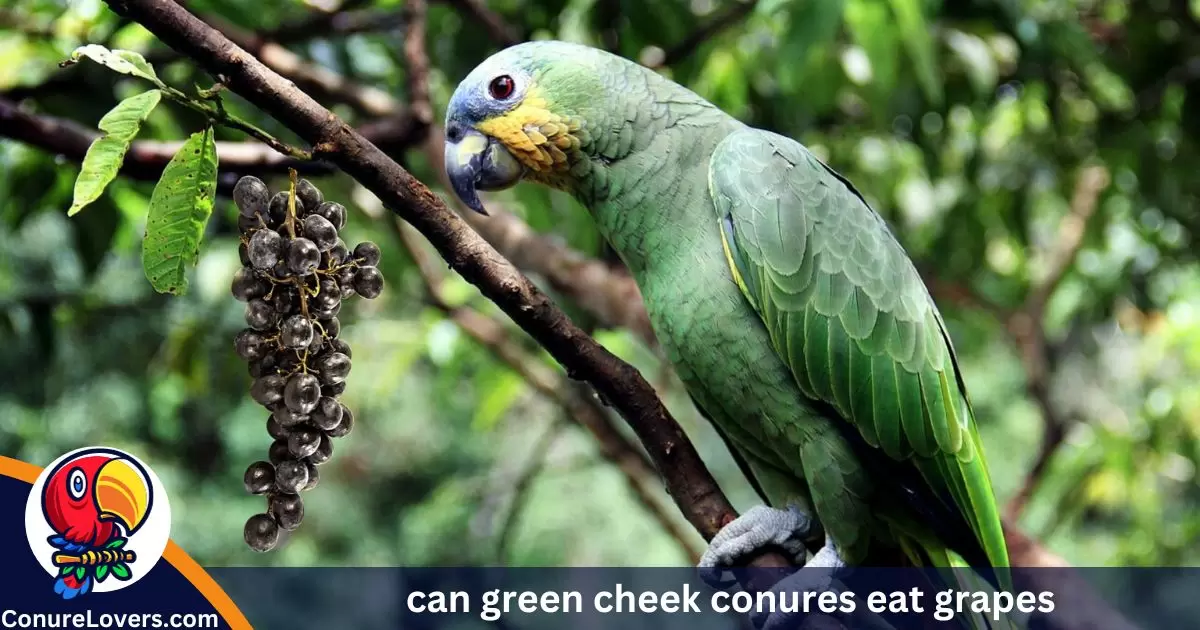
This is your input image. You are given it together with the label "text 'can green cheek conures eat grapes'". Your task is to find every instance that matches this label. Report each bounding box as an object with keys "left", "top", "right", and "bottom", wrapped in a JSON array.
[{"left": 229, "top": 174, "right": 384, "bottom": 552}]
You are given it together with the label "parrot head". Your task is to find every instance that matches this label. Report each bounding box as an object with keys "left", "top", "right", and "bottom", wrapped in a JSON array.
[
  {"left": 444, "top": 41, "right": 630, "bottom": 213},
  {"left": 42, "top": 451, "right": 152, "bottom": 546}
]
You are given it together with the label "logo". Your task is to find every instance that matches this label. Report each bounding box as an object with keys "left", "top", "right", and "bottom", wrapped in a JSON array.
[{"left": 23, "top": 447, "right": 172, "bottom": 600}]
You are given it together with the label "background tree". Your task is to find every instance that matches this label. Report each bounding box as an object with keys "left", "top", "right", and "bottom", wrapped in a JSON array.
[{"left": 1, "top": 0, "right": 1197, "bottom": 578}]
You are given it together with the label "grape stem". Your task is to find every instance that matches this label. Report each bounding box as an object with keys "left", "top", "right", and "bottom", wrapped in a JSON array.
[{"left": 286, "top": 169, "right": 310, "bottom": 320}]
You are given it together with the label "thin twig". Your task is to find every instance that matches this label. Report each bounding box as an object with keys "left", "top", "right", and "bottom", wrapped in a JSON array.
[
  {"left": 650, "top": 0, "right": 759, "bottom": 69},
  {"left": 401, "top": 0, "right": 433, "bottom": 126},
  {"left": 495, "top": 419, "right": 567, "bottom": 562},
  {"left": 438, "top": 0, "right": 520, "bottom": 47},
  {"left": 159, "top": 85, "right": 313, "bottom": 159}
]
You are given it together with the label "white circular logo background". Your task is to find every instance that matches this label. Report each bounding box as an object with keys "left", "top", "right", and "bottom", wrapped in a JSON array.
[{"left": 24, "top": 446, "right": 172, "bottom": 593}]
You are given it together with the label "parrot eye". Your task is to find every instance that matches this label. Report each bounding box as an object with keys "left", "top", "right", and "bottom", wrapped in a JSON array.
[
  {"left": 67, "top": 467, "right": 87, "bottom": 501},
  {"left": 488, "top": 75, "right": 516, "bottom": 100}
]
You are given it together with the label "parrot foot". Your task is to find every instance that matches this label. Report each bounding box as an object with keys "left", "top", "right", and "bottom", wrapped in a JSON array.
[
  {"left": 698, "top": 504, "right": 814, "bottom": 590},
  {"left": 751, "top": 535, "right": 856, "bottom": 630}
]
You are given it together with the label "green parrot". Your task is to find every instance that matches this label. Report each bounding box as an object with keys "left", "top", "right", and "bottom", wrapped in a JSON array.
[{"left": 445, "top": 40, "right": 1012, "bottom": 624}]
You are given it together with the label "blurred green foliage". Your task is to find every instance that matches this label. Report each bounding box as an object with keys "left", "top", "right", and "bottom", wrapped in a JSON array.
[{"left": 1, "top": 0, "right": 1198, "bottom": 568}]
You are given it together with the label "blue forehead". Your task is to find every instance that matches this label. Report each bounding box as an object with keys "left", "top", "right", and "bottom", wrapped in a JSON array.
[{"left": 446, "top": 48, "right": 532, "bottom": 125}]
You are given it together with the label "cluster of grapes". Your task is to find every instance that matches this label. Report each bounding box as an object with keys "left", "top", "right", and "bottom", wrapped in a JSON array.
[{"left": 229, "top": 174, "right": 383, "bottom": 552}]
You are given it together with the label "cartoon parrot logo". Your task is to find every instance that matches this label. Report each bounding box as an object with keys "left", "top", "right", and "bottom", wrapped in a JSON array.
[{"left": 24, "top": 447, "right": 170, "bottom": 600}]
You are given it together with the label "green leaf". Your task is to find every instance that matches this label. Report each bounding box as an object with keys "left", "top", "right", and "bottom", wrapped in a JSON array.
[
  {"left": 141, "top": 127, "right": 219, "bottom": 295},
  {"left": 96, "top": 565, "right": 109, "bottom": 582},
  {"left": 74, "top": 566, "right": 85, "bottom": 580},
  {"left": 66, "top": 44, "right": 162, "bottom": 86},
  {"left": 885, "top": 0, "right": 942, "bottom": 105},
  {"left": 111, "top": 563, "right": 131, "bottom": 581},
  {"left": 67, "top": 90, "right": 162, "bottom": 216},
  {"left": 105, "top": 538, "right": 126, "bottom": 549},
  {"left": 59, "top": 565, "right": 72, "bottom": 577}
]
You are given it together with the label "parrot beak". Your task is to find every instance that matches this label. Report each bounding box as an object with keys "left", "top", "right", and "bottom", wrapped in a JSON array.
[
  {"left": 95, "top": 457, "right": 151, "bottom": 535},
  {"left": 444, "top": 122, "right": 525, "bottom": 216}
]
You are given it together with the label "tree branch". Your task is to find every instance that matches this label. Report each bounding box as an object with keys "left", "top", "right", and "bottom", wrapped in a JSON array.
[
  {"left": 99, "top": 0, "right": 781, "bottom": 568},
  {"left": 1005, "top": 165, "right": 1110, "bottom": 520}
]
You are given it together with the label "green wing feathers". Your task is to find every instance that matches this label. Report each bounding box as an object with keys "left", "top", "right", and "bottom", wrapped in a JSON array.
[{"left": 708, "top": 128, "right": 1010, "bottom": 578}]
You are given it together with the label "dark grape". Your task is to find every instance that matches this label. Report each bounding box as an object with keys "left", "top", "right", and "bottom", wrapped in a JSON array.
[
  {"left": 268, "top": 438, "right": 290, "bottom": 465},
  {"left": 274, "top": 459, "right": 309, "bottom": 494},
  {"left": 296, "top": 179, "right": 323, "bottom": 213},
  {"left": 324, "top": 240, "right": 349, "bottom": 268},
  {"left": 311, "top": 301, "right": 341, "bottom": 321},
  {"left": 237, "top": 214, "right": 258, "bottom": 234},
  {"left": 317, "top": 352, "right": 351, "bottom": 385},
  {"left": 245, "top": 299, "right": 279, "bottom": 331},
  {"left": 319, "top": 316, "right": 341, "bottom": 339},
  {"left": 316, "top": 201, "right": 346, "bottom": 230},
  {"left": 239, "top": 242, "right": 251, "bottom": 266},
  {"left": 352, "top": 241, "right": 381, "bottom": 267},
  {"left": 284, "top": 373, "right": 321, "bottom": 414},
  {"left": 323, "top": 381, "right": 347, "bottom": 397},
  {"left": 288, "top": 427, "right": 322, "bottom": 459},
  {"left": 250, "top": 374, "right": 286, "bottom": 407},
  {"left": 268, "top": 191, "right": 302, "bottom": 227},
  {"left": 336, "top": 267, "right": 357, "bottom": 298},
  {"left": 308, "top": 434, "right": 333, "bottom": 466},
  {"left": 243, "top": 461, "right": 275, "bottom": 495},
  {"left": 326, "top": 405, "right": 354, "bottom": 438},
  {"left": 302, "top": 460, "right": 320, "bottom": 491},
  {"left": 354, "top": 266, "right": 384, "bottom": 299},
  {"left": 271, "top": 286, "right": 299, "bottom": 313},
  {"left": 329, "top": 338, "right": 352, "bottom": 358},
  {"left": 313, "top": 278, "right": 340, "bottom": 312},
  {"left": 234, "top": 176, "right": 270, "bottom": 218},
  {"left": 244, "top": 513, "right": 280, "bottom": 552},
  {"left": 269, "top": 492, "right": 304, "bottom": 531},
  {"left": 273, "top": 407, "right": 308, "bottom": 428},
  {"left": 330, "top": 240, "right": 349, "bottom": 263},
  {"left": 231, "top": 267, "right": 269, "bottom": 301},
  {"left": 303, "top": 214, "right": 338, "bottom": 252},
  {"left": 311, "top": 397, "right": 343, "bottom": 431},
  {"left": 276, "top": 351, "right": 303, "bottom": 373},
  {"left": 249, "top": 353, "right": 279, "bottom": 378},
  {"left": 287, "top": 237, "right": 321, "bottom": 276},
  {"left": 267, "top": 414, "right": 289, "bottom": 439},
  {"left": 248, "top": 229, "right": 283, "bottom": 270},
  {"left": 271, "top": 260, "right": 293, "bottom": 279},
  {"left": 234, "top": 329, "right": 268, "bottom": 362},
  {"left": 280, "top": 315, "right": 314, "bottom": 349}
]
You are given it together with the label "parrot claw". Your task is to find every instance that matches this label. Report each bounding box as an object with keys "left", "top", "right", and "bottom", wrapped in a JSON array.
[
  {"left": 697, "top": 504, "right": 814, "bottom": 590},
  {"left": 751, "top": 535, "right": 855, "bottom": 630}
]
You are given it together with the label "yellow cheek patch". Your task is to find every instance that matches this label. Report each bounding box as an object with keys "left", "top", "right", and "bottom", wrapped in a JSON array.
[{"left": 477, "top": 90, "right": 583, "bottom": 174}]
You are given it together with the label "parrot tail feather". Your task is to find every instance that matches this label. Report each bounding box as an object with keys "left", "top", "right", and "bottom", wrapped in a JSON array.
[
  {"left": 54, "top": 574, "right": 93, "bottom": 600},
  {"left": 897, "top": 534, "right": 1023, "bottom": 630}
]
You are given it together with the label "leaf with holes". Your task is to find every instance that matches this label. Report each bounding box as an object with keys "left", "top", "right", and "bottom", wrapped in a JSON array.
[
  {"left": 141, "top": 127, "right": 219, "bottom": 295},
  {"left": 68, "top": 90, "right": 162, "bottom": 216},
  {"left": 66, "top": 44, "right": 162, "bottom": 86}
]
